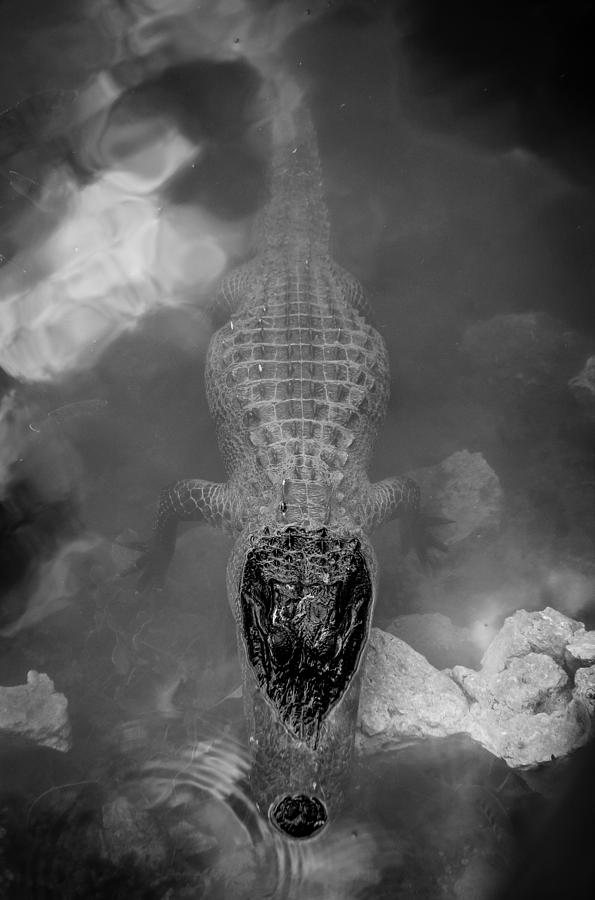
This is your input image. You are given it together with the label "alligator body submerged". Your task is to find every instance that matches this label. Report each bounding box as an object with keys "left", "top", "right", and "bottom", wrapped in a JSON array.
[{"left": 136, "top": 88, "right": 440, "bottom": 839}]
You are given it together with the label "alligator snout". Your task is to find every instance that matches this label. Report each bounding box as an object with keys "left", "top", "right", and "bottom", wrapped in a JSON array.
[{"left": 269, "top": 793, "right": 328, "bottom": 839}]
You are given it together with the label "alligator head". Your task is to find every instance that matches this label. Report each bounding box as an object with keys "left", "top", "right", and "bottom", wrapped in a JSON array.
[{"left": 228, "top": 525, "right": 375, "bottom": 838}]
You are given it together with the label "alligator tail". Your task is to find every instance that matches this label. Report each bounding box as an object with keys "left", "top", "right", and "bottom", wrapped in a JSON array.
[{"left": 253, "top": 79, "right": 330, "bottom": 256}]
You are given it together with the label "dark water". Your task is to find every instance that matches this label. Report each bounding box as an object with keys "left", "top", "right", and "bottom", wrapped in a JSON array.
[{"left": 1, "top": 1, "right": 594, "bottom": 897}]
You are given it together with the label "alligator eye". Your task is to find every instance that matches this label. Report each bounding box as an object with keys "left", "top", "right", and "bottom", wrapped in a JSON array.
[{"left": 270, "top": 626, "right": 293, "bottom": 662}]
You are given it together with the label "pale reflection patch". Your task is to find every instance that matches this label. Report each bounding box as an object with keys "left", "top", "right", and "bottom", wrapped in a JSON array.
[{"left": 0, "top": 126, "right": 226, "bottom": 382}]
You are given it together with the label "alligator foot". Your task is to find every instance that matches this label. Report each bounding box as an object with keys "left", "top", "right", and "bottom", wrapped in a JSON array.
[
  {"left": 401, "top": 512, "right": 453, "bottom": 566},
  {"left": 119, "top": 478, "right": 233, "bottom": 591}
]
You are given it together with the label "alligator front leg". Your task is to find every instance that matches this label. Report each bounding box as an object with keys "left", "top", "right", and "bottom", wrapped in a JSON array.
[
  {"left": 132, "top": 479, "right": 237, "bottom": 590},
  {"left": 361, "top": 476, "right": 450, "bottom": 563}
]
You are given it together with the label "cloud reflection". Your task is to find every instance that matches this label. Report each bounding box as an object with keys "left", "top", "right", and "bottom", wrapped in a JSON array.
[{"left": 0, "top": 113, "right": 225, "bottom": 382}]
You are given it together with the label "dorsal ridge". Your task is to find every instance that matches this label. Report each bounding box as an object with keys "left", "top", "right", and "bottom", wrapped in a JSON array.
[{"left": 253, "top": 78, "right": 330, "bottom": 257}]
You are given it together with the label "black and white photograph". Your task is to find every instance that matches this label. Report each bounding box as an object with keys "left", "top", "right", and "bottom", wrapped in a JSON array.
[{"left": 1, "top": 1, "right": 594, "bottom": 897}]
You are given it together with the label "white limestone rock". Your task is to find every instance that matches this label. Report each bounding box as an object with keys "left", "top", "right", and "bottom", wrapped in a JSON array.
[
  {"left": 0, "top": 670, "right": 71, "bottom": 752},
  {"left": 464, "top": 701, "right": 588, "bottom": 767},
  {"left": 451, "top": 653, "right": 568, "bottom": 714},
  {"left": 358, "top": 627, "right": 469, "bottom": 752},
  {"left": 565, "top": 631, "right": 595, "bottom": 673},
  {"left": 573, "top": 665, "right": 595, "bottom": 713},
  {"left": 480, "top": 606, "right": 584, "bottom": 675},
  {"left": 359, "top": 608, "right": 594, "bottom": 768}
]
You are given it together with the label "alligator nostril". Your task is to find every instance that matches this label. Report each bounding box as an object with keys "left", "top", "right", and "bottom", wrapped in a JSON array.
[{"left": 269, "top": 793, "right": 327, "bottom": 838}]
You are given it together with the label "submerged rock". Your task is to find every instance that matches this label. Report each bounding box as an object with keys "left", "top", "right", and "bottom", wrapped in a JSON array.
[
  {"left": 410, "top": 449, "right": 503, "bottom": 547},
  {"left": 101, "top": 795, "right": 168, "bottom": 868},
  {"left": 453, "top": 856, "right": 504, "bottom": 900},
  {"left": 461, "top": 312, "right": 587, "bottom": 395},
  {"left": 359, "top": 608, "right": 595, "bottom": 768},
  {"left": 568, "top": 355, "right": 595, "bottom": 419},
  {"left": 0, "top": 670, "right": 71, "bottom": 751}
]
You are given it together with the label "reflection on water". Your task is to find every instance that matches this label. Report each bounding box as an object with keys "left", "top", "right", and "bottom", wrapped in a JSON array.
[
  {"left": 0, "top": 119, "right": 226, "bottom": 381},
  {"left": 0, "top": 710, "right": 389, "bottom": 898},
  {"left": 128, "top": 732, "right": 385, "bottom": 899},
  {"left": 0, "top": 0, "right": 594, "bottom": 898}
]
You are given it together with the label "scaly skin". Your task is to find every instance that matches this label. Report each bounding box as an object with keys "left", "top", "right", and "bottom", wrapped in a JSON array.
[{"left": 136, "top": 92, "right": 439, "bottom": 837}]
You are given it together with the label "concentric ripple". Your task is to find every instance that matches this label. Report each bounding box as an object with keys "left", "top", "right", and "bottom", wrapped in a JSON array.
[{"left": 130, "top": 735, "right": 386, "bottom": 899}]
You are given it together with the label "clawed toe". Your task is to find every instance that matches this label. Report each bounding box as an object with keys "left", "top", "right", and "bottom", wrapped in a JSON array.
[
  {"left": 420, "top": 515, "right": 454, "bottom": 528},
  {"left": 401, "top": 510, "right": 452, "bottom": 566},
  {"left": 115, "top": 538, "right": 150, "bottom": 554}
]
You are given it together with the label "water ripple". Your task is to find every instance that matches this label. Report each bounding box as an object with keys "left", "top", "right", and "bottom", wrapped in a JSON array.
[{"left": 130, "top": 736, "right": 386, "bottom": 899}]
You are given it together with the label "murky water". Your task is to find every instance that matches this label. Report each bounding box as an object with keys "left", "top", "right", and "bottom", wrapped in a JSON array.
[{"left": 1, "top": 1, "right": 594, "bottom": 898}]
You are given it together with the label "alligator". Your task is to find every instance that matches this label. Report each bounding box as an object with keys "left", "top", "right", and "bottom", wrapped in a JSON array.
[{"left": 133, "top": 85, "right": 445, "bottom": 839}]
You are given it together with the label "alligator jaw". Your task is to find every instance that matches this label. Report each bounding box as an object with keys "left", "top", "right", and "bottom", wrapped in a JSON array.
[{"left": 239, "top": 526, "right": 372, "bottom": 748}]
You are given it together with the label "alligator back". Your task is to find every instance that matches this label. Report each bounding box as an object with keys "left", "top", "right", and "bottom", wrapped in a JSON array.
[{"left": 206, "top": 97, "right": 390, "bottom": 529}]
